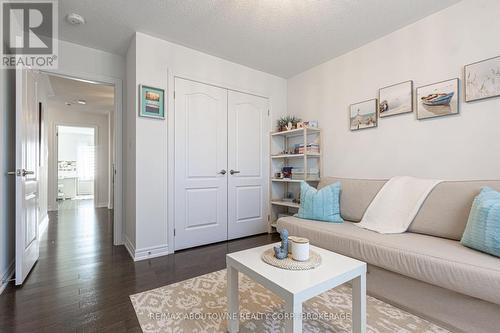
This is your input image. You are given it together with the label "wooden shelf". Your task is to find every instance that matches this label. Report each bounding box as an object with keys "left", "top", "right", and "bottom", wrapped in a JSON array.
[
  {"left": 271, "top": 153, "right": 320, "bottom": 159},
  {"left": 271, "top": 127, "right": 320, "bottom": 137},
  {"left": 269, "top": 125, "right": 321, "bottom": 233},
  {"left": 271, "top": 178, "right": 319, "bottom": 183},
  {"left": 271, "top": 200, "right": 300, "bottom": 208}
]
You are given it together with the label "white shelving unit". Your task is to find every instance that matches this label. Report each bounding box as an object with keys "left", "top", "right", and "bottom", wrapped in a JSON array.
[{"left": 269, "top": 127, "right": 322, "bottom": 231}]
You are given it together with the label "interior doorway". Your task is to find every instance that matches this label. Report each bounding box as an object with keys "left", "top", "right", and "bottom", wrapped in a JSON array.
[
  {"left": 56, "top": 125, "right": 96, "bottom": 210},
  {"left": 43, "top": 74, "right": 116, "bottom": 215}
]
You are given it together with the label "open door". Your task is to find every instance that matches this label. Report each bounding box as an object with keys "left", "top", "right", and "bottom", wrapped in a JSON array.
[{"left": 12, "top": 67, "right": 40, "bottom": 285}]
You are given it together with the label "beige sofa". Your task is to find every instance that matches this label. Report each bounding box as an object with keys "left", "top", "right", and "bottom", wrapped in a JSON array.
[{"left": 277, "top": 178, "right": 500, "bottom": 333}]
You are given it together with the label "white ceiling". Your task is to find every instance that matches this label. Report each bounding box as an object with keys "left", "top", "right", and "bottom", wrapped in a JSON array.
[
  {"left": 58, "top": 0, "right": 460, "bottom": 78},
  {"left": 47, "top": 75, "right": 114, "bottom": 115}
]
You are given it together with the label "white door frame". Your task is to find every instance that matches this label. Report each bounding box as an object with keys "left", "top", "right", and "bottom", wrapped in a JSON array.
[
  {"left": 168, "top": 72, "right": 271, "bottom": 252},
  {"left": 54, "top": 124, "right": 98, "bottom": 206},
  {"left": 41, "top": 69, "right": 124, "bottom": 245}
]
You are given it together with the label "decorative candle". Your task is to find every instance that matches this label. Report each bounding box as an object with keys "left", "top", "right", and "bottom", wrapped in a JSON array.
[{"left": 291, "top": 237, "right": 310, "bottom": 261}]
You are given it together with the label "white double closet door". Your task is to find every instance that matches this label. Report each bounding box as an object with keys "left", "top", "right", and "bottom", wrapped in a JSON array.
[{"left": 174, "top": 78, "right": 269, "bottom": 251}]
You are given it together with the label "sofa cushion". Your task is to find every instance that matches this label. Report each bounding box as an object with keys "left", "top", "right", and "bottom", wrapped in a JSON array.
[
  {"left": 461, "top": 187, "right": 500, "bottom": 258},
  {"left": 409, "top": 180, "right": 500, "bottom": 240},
  {"left": 318, "top": 177, "right": 386, "bottom": 222},
  {"left": 297, "top": 181, "right": 343, "bottom": 223},
  {"left": 277, "top": 216, "right": 500, "bottom": 305}
]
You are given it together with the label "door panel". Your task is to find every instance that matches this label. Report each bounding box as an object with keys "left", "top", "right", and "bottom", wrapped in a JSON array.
[
  {"left": 228, "top": 91, "right": 269, "bottom": 239},
  {"left": 15, "top": 68, "right": 40, "bottom": 285},
  {"left": 174, "top": 78, "right": 228, "bottom": 250}
]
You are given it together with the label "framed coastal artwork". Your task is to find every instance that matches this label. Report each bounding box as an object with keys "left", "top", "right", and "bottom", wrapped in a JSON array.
[
  {"left": 464, "top": 55, "right": 500, "bottom": 102},
  {"left": 349, "top": 99, "right": 378, "bottom": 131},
  {"left": 378, "top": 80, "right": 413, "bottom": 118},
  {"left": 139, "top": 85, "right": 165, "bottom": 119},
  {"left": 416, "top": 78, "right": 459, "bottom": 120}
]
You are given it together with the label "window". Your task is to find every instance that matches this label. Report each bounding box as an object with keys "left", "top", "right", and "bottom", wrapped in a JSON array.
[{"left": 77, "top": 145, "right": 95, "bottom": 181}]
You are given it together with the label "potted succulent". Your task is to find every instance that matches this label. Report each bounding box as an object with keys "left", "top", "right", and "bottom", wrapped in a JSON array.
[
  {"left": 277, "top": 117, "right": 288, "bottom": 132},
  {"left": 277, "top": 116, "right": 302, "bottom": 131}
]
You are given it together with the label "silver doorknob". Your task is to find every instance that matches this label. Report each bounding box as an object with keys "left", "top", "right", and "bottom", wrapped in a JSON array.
[
  {"left": 218, "top": 169, "right": 227, "bottom": 175},
  {"left": 230, "top": 170, "right": 240, "bottom": 175},
  {"left": 10, "top": 169, "right": 34, "bottom": 177},
  {"left": 22, "top": 169, "right": 34, "bottom": 176}
]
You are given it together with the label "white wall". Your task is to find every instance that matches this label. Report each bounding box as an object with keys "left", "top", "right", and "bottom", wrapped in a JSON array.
[
  {"left": 46, "top": 107, "right": 110, "bottom": 209},
  {"left": 0, "top": 68, "right": 15, "bottom": 293},
  {"left": 125, "top": 32, "right": 287, "bottom": 258},
  {"left": 288, "top": 0, "right": 500, "bottom": 180},
  {"left": 57, "top": 40, "right": 125, "bottom": 81}
]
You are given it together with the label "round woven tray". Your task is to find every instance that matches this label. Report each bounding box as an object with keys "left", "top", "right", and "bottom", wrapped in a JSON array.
[{"left": 261, "top": 248, "right": 321, "bottom": 270}]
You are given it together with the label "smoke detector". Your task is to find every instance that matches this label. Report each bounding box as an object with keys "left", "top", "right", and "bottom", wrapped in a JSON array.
[{"left": 66, "top": 13, "right": 86, "bottom": 25}]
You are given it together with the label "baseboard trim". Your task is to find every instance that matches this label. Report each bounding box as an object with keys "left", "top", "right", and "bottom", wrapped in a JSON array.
[
  {"left": 39, "top": 215, "right": 49, "bottom": 237},
  {"left": 124, "top": 235, "right": 136, "bottom": 261},
  {"left": 96, "top": 202, "right": 109, "bottom": 208},
  {"left": 124, "top": 237, "right": 169, "bottom": 261},
  {"left": 0, "top": 261, "right": 15, "bottom": 295},
  {"left": 133, "top": 244, "right": 169, "bottom": 261}
]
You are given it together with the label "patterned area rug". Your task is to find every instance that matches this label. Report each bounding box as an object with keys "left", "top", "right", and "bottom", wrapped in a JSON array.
[{"left": 130, "top": 270, "right": 450, "bottom": 333}]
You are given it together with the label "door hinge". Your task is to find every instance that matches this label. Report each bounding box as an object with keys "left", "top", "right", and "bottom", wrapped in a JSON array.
[
  {"left": 173, "top": 228, "right": 176, "bottom": 237},
  {"left": 267, "top": 215, "right": 270, "bottom": 221},
  {"left": 173, "top": 91, "right": 176, "bottom": 99},
  {"left": 267, "top": 109, "right": 270, "bottom": 116}
]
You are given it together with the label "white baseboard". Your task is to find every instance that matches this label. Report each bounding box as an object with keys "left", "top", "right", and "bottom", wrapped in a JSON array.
[
  {"left": 124, "top": 235, "right": 136, "bottom": 261},
  {"left": 124, "top": 236, "right": 169, "bottom": 261},
  {"left": 96, "top": 202, "right": 109, "bottom": 208},
  {"left": 0, "top": 261, "right": 15, "bottom": 295},
  {"left": 39, "top": 215, "right": 49, "bottom": 237},
  {"left": 134, "top": 244, "right": 169, "bottom": 261}
]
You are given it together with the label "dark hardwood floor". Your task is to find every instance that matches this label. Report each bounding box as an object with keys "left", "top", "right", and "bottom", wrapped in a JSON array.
[{"left": 0, "top": 201, "right": 279, "bottom": 332}]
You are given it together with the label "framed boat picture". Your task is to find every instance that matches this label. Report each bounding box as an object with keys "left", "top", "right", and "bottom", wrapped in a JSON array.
[
  {"left": 416, "top": 78, "right": 459, "bottom": 120},
  {"left": 464, "top": 55, "right": 500, "bottom": 102},
  {"left": 349, "top": 99, "right": 378, "bottom": 131},
  {"left": 139, "top": 85, "right": 165, "bottom": 119},
  {"left": 378, "top": 80, "right": 413, "bottom": 118}
]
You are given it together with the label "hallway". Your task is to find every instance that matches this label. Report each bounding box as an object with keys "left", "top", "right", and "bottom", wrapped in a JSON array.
[{"left": 0, "top": 205, "right": 278, "bottom": 332}]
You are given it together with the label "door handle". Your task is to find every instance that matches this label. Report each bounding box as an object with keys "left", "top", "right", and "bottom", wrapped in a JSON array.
[
  {"left": 22, "top": 170, "right": 34, "bottom": 176},
  {"left": 230, "top": 170, "right": 240, "bottom": 175},
  {"left": 8, "top": 169, "right": 34, "bottom": 177},
  {"left": 218, "top": 169, "right": 227, "bottom": 175}
]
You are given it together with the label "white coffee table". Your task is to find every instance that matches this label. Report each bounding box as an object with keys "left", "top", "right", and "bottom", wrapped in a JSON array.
[{"left": 226, "top": 243, "right": 366, "bottom": 333}]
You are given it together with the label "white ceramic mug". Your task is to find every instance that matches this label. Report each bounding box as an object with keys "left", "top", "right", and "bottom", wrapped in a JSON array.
[{"left": 291, "top": 237, "right": 310, "bottom": 261}]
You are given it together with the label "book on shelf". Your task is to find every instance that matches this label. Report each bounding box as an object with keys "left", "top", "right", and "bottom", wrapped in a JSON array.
[{"left": 294, "top": 143, "right": 320, "bottom": 154}]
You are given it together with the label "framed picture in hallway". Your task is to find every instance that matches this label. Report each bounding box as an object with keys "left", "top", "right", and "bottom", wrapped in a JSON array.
[
  {"left": 416, "top": 78, "right": 459, "bottom": 120},
  {"left": 349, "top": 99, "right": 378, "bottom": 131},
  {"left": 378, "top": 80, "right": 413, "bottom": 118},
  {"left": 139, "top": 85, "right": 165, "bottom": 119},
  {"left": 464, "top": 55, "right": 500, "bottom": 102}
]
